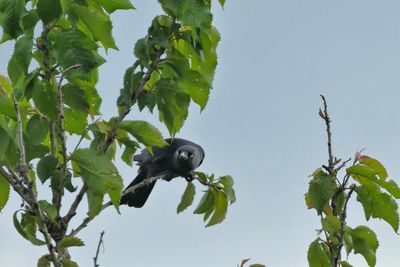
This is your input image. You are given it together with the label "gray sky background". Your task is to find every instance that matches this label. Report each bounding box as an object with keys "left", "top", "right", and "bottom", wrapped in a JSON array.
[{"left": 1, "top": 1, "right": 400, "bottom": 266}]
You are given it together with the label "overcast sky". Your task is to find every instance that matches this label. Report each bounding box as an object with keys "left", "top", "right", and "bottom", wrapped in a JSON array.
[{"left": 2, "top": 1, "right": 400, "bottom": 266}]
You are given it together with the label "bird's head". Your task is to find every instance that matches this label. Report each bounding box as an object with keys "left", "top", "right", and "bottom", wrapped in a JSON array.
[{"left": 176, "top": 145, "right": 202, "bottom": 171}]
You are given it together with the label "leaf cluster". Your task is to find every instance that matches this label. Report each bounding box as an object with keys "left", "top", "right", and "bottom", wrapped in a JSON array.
[
  {"left": 0, "top": 0, "right": 232, "bottom": 265},
  {"left": 306, "top": 98, "right": 400, "bottom": 267}
]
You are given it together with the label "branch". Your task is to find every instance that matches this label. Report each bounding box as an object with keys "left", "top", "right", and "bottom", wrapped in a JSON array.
[
  {"left": 49, "top": 121, "right": 57, "bottom": 156},
  {"left": 63, "top": 184, "right": 87, "bottom": 224},
  {"left": 333, "top": 184, "right": 356, "bottom": 266},
  {"left": 93, "top": 231, "right": 105, "bottom": 267},
  {"left": 319, "top": 95, "right": 334, "bottom": 175},
  {"left": 0, "top": 166, "right": 33, "bottom": 205},
  {"left": 69, "top": 174, "right": 167, "bottom": 237},
  {"left": 65, "top": 50, "right": 167, "bottom": 226},
  {"left": 101, "top": 48, "right": 165, "bottom": 153},
  {"left": 54, "top": 64, "right": 82, "bottom": 215},
  {"left": 12, "top": 96, "right": 30, "bottom": 184}
]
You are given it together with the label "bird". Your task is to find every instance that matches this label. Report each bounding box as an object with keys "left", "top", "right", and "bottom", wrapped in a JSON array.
[{"left": 120, "top": 138, "right": 205, "bottom": 207}]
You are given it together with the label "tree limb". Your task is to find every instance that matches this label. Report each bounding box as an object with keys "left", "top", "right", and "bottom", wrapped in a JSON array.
[
  {"left": 69, "top": 174, "right": 166, "bottom": 237},
  {"left": 54, "top": 64, "right": 82, "bottom": 216},
  {"left": 319, "top": 95, "right": 334, "bottom": 175},
  {"left": 12, "top": 96, "right": 30, "bottom": 183},
  {"left": 333, "top": 184, "right": 356, "bottom": 266}
]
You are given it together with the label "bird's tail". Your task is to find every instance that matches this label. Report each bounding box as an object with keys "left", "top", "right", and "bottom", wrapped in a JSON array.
[{"left": 120, "top": 170, "right": 156, "bottom": 208}]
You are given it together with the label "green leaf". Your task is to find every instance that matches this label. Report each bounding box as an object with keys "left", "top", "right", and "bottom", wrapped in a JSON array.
[
  {"left": 0, "top": 74, "right": 12, "bottom": 92},
  {"left": 38, "top": 200, "right": 57, "bottom": 222},
  {"left": 71, "top": 3, "right": 118, "bottom": 50},
  {"left": 206, "top": 189, "right": 228, "bottom": 227},
  {"left": 358, "top": 155, "right": 388, "bottom": 180},
  {"left": 217, "top": 0, "right": 225, "bottom": 8},
  {"left": 177, "top": 182, "right": 196, "bottom": 213},
  {"left": 249, "top": 265, "right": 265, "bottom": 267},
  {"left": 134, "top": 38, "right": 150, "bottom": 66},
  {"left": 347, "top": 164, "right": 400, "bottom": 199},
  {"left": 0, "top": 174, "right": 10, "bottom": 211},
  {"left": 351, "top": 226, "right": 379, "bottom": 267},
  {"left": 0, "top": 94, "right": 16, "bottom": 119},
  {"left": 37, "top": 255, "right": 51, "bottom": 267},
  {"left": 21, "top": 10, "right": 39, "bottom": 34},
  {"left": 117, "top": 120, "right": 167, "bottom": 148},
  {"left": 64, "top": 108, "right": 88, "bottom": 134},
  {"left": 36, "top": 155, "right": 58, "bottom": 184},
  {"left": 13, "top": 211, "right": 46, "bottom": 246},
  {"left": 340, "top": 261, "right": 354, "bottom": 267},
  {"left": 321, "top": 215, "right": 341, "bottom": 234},
  {"left": 117, "top": 136, "right": 139, "bottom": 166},
  {"left": 355, "top": 185, "right": 399, "bottom": 232},
  {"left": 63, "top": 82, "right": 102, "bottom": 116},
  {"left": 53, "top": 28, "right": 105, "bottom": 73},
  {"left": 219, "top": 175, "right": 236, "bottom": 203},
  {"left": 63, "top": 84, "right": 90, "bottom": 112},
  {"left": 155, "top": 79, "right": 190, "bottom": 136},
  {"left": 0, "top": 127, "right": 10, "bottom": 161},
  {"left": 375, "top": 179, "right": 400, "bottom": 199},
  {"left": 26, "top": 144, "right": 49, "bottom": 162},
  {"left": 94, "top": 0, "right": 134, "bottom": 13},
  {"left": 70, "top": 148, "right": 123, "bottom": 218},
  {"left": 307, "top": 239, "right": 331, "bottom": 267},
  {"left": 63, "top": 260, "right": 79, "bottom": 267},
  {"left": 193, "top": 189, "right": 214, "bottom": 214},
  {"left": 343, "top": 227, "right": 354, "bottom": 256},
  {"left": 194, "top": 171, "right": 207, "bottom": 184},
  {"left": 37, "top": 0, "right": 62, "bottom": 24},
  {"left": 308, "top": 173, "right": 337, "bottom": 215},
  {"left": 26, "top": 115, "right": 48, "bottom": 145},
  {"left": 158, "top": 0, "right": 212, "bottom": 28},
  {"left": 0, "top": 0, "right": 25, "bottom": 40},
  {"left": 347, "top": 165, "right": 377, "bottom": 181},
  {"left": 32, "top": 80, "right": 57, "bottom": 120},
  {"left": 180, "top": 69, "right": 210, "bottom": 110},
  {"left": 57, "top": 236, "right": 85, "bottom": 249},
  {"left": 7, "top": 35, "right": 33, "bottom": 87}
]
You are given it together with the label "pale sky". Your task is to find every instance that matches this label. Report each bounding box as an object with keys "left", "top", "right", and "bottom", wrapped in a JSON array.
[{"left": 1, "top": 1, "right": 400, "bottom": 266}]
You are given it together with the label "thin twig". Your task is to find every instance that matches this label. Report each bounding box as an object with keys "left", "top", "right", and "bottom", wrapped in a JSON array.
[
  {"left": 71, "top": 126, "right": 91, "bottom": 156},
  {"left": 93, "top": 231, "right": 105, "bottom": 267},
  {"left": 63, "top": 184, "right": 88, "bottom": 224}
]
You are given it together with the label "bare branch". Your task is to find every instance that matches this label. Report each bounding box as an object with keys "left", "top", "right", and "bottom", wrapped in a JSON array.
[
  {"left": 93, "top": 231, "right": 105, "bottom": 267},
  {"left": 320, "top": 95, "right": 334, "bottom": 175}
]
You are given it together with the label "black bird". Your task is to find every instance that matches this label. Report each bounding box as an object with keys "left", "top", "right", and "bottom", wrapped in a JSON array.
[{"left": 120, "top": 138, "right": 205, "bottom": 207}]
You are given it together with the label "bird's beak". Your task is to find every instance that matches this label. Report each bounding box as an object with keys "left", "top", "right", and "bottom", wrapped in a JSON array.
[{"left": 178, "top": 151, "right": 189, "bottom": 160}]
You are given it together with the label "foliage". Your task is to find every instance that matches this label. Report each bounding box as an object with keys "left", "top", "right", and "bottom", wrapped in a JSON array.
[
  {"left": 306, "top": 97, "right": 400, "bottom": 267},
  {"left": 0, "top": 0, "right": 233, "bottom": 266}
]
